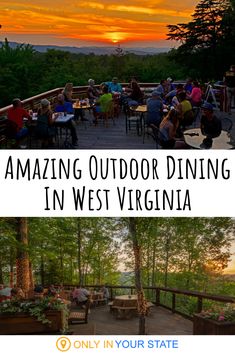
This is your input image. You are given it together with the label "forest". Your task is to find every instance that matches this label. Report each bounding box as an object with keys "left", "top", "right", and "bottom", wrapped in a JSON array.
[
  {"left": 0, "top": 217, "right": 234, "bottom": 298},
  {"left": 1, "top": 0, "right": 235, "bottom": 107}
]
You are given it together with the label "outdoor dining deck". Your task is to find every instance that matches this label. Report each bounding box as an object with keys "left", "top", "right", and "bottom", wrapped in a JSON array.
[
  {"left": 1, "top": 84, "right": 234, "bottom": 149},
  {"left": 69, "top": 305, "right": 193, "bottom": 335},
  {"left": 66, "top": 284, "right": 235, "bottom": 335}
]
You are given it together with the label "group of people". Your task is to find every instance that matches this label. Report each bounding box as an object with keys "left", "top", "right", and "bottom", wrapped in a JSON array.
[
  {"left": 7, "top": 84, "right": 79, "bottom": 147},
  {"left": 0, "top": 283, "right": 25, "bottom": 301},
  {"left": 5, "top": 71, "right": 230, "bottom": 149},
  {"left": 143, "top": 77, "right": 223, "bottom": 149},
  {"left": 72, "top": 285, "right": 109, "bottom": 307},
  {"left": 87, "top": 76, "right": 143, "bottom": 124}
]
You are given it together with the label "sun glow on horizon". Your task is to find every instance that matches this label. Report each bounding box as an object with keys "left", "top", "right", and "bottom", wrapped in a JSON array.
[
  {"left": 0, "top": 0, "right": 198, "bottom": 47},
  {"left": 105, "top": 32, "right": 128, "bottom": 44}
]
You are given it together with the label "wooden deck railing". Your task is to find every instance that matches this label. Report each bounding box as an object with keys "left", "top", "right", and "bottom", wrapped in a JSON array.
[
  {"left": 0, "top": 83, "right": 164, "bottom": 117},
  {"left": 0, "top": 82, "right": 226, "bottom": 118},
  {"left": 59, "top": 284, "right": 235, "bottom": 320}
]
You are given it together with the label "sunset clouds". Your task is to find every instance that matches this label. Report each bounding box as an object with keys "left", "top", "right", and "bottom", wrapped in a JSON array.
[{"left": 0, "top": 0, "right": 198, "bottom": 46}]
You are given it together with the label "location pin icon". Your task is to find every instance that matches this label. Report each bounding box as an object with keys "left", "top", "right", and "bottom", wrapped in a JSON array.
[{"left": 61, "top": 340, "right": 67, "bottom": 350}]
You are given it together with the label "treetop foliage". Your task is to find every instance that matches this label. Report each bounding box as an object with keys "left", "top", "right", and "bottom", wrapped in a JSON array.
[
  {"left": 1, "top": 217, "right": 234, "bottom": 297},
  {"left": 167, "top": 0, "right": 235, "bottom": 79}
]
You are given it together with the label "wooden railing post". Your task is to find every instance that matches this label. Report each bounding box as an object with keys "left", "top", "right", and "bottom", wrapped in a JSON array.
[
  {"left": 155, "top": 288, "right": 160, "bottom": 306},
  {"left": 197, "top": 297, "right": 203, "bottom": 313},
  {"left": 110, "top": 287, "right": 113, "bottom": 300},
  {"left": 172, "top": 293, "right": 176, "bottom": 313}
]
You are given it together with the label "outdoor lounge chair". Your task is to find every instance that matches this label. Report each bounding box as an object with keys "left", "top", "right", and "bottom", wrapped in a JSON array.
[{"left": 68, "top": 300, "right": 91, "bottom": 324}]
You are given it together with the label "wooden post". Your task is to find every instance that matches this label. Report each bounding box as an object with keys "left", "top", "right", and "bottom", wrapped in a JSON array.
[
  {"left": 172, "top": 293, "right": 176, "bottom": 313},
  {"left": 197, "top": 297, "right": 203, "bottom": 313},
  {"left": 110, "top": 287, "right": 113, "bottom": 300},
  {"left": 155, "top": 288, "right": 160, "bottom": 306}
]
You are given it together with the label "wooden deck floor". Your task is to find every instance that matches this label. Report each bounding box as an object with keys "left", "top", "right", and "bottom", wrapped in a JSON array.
[
  {"left": 71, "top": 109, "right": 235, "bottom": 150},
  {"left": 25, "top": 109, "right": 235, "bottom": 149},
  {"left": 75, "top": 111, "right": 156, "bottom": 149},
  {"left": 69, "top": 305, "right": 193, "bottom": 335}
]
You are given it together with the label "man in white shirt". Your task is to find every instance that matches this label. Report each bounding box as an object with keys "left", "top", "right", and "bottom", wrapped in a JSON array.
[{"left": 72, "top": 286, "right": 90, "bottom": 306}]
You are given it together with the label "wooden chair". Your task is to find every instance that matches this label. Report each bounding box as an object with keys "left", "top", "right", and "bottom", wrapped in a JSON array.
[
  {"left": 147, "top": 124, "right": 164, "bottom": 149},
  {"left": 68, "top": 300, "right": 91, "bottom": 324},
  {"left": 124, "top": 104, "right": 142, "bottom": 135}
]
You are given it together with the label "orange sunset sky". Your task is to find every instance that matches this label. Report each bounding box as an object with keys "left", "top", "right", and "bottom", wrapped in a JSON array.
[{"left": 0, "top": 0, "right": 198, "bottom": 47}]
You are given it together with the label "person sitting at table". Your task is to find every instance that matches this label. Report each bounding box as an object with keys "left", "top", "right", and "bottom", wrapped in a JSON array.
[
  {"left": 176, "top": 91, "right": 194, "bottom": 128},
  {"left": 200, "top": 102, "right": 222, "bottom": 138},
  {"left": 62, "top": 83, "right": 87, "bottom": 121},
  {"left": 72, "top": 285, "right": 90, "bottom": 307},
  {"left": 62, "top": 82, "right": 73, "bottom": 102},
  {"left": 11, "top": 287, "right": 25, "bottom": 300},
  {"left": 46, "top": 285, "right": 57, "bottom": 297},
  {"left": 0, "top": 284, "right": 8, "bottom": 302},
  {"left": 87, "top": 79, "right": 100, "bottom": 104},
  {"left": 171, "top": 84, "right": 184, "bottom": 107},
  {"left": 126, "top": 81, "right": 144, "bottom": 106},
  {"left": 93, "top": 85, "right": 113, "bottom": 124},
  {"left": 106, "top": 77, "right": 122, "bottom": 94},
  {"left": 184, "top": 78, "right": 193, "bottom": 94},
  {"left": 146, "top": 90, "right": 163, "bottom": 127},
  {"left": 188, "top": 81, "right": 202, "bottom": 107},
  {"left": 155, "top": 79, "right": 167, "bottom": 98},
  {"left": 31, "top": 284, "right": 44, "bottom": 298},
  {"left": 37, "top": 99, "right": 78, "bottom": 147},
  {"left": 165, "top": 77, "right": 175, "bottom": 95},
  {"left": 34, "top": 284, "right": 44, "bottom": 294},
  {"left": 7, "top": 98, "right": 31, "bottom": 141},
  {"left": 101, "top": 285, "right": 109, "bottom": 304},
  {"left": 54, "top": 94, "right": 74, "bottom": 114},
  {"left": 35, "top": 99, "right": 57, "bottom": 147},
  {"left": 0, "top": 284, "right": 12, "bottom": 298},
  {"left": 158, "top": 108, "right": 187, "bottom": 149}
]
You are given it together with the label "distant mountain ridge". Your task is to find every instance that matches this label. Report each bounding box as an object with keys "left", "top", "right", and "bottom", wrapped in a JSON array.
[{"left": 1, "top": 41, "right": 170, "bottom": 56}]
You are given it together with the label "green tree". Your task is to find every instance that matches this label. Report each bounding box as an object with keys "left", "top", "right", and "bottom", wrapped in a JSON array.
[{"left": 167, "top": 0, "right": 233, "bottom": 79}]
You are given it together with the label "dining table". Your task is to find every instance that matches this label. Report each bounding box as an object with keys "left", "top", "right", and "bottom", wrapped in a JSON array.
[
  {"left": 111, "top": 295, "right": 138, "bottom": 319},
  {"left": 183, "top": 128, "right": 234, "bottom": 149},
  {"left": 90, "top": 291, "right": 104, "bottom": 300},
  {"left": 73, "top": 102, "right": 92, "bottom": 110}
]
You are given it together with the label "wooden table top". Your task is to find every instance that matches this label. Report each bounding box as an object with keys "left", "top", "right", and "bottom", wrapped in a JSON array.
[
  {"left": 73, "top": 103, "right": 91, "bottom": 109},
  {"left": 90, "top": 292, "right": 104, "bottom": 300},
  {"left": 131, "top": 105, "right": 147, "bottom": 113},
  {"left": 115, "top": 295, "right": 137, "bottom": 300},
  {"left": 113, "top": 295, "right": 137, "bottom": 308},
  {"left": 184, "top": 128, "right": 234, "bottom": 149}
]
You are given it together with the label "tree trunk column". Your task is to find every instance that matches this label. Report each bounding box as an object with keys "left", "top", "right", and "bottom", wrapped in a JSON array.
[
  {"left": 129, "top": 218, "right": 147, "bottom": 335},
  {"left": 16, "top": 218, "right": 31, "bottom": 293}
]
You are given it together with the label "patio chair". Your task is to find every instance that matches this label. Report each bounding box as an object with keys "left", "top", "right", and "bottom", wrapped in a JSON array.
[
  {"left": 124, "top": 103, "right": 142, "bottom": 136},
  {"left": 3, "top": 119, "right": 28, "bottom": 148},
  {"left": 221, "top": 117, "right": 233, "bottom": 132},
  {"left": 68, "top": 300, "right": 91, "bottom": 324},
  {"left": 148, "top": 124, "right": 163, "bottom": 149}
]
